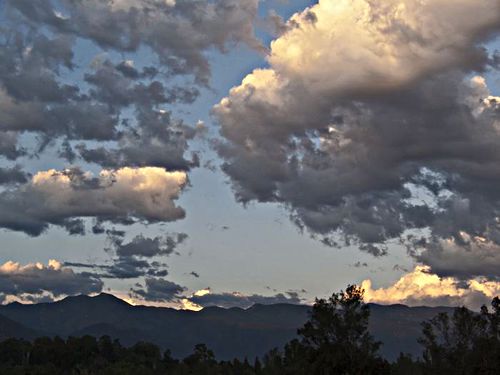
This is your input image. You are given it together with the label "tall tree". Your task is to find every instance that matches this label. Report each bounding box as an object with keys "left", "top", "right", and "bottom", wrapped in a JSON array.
[{"left": 288, "top": 285, "right": 389, "bottom": 375}]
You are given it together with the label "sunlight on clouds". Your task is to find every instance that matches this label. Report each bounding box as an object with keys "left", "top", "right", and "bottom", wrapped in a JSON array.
[
  {"left": 194, "top": 288, "right": 211, "bottom": 297},
  {"left": 362, "top": 266, "right": 500, "bottom": 309},
  {"left": 269, "top": 0, "right": 500, "bottom": 92},
  {"left": 181, "top": 299, "right": 203, "bottom": 311},
  {"left": 181, "top": 289, "right": 211, "bottom": 311},
  {"left": 0, "top": 259, "right": 62, "bottom": 274},
  {"left": 31, "top": 167, "right": 188, "bottom": 222}
]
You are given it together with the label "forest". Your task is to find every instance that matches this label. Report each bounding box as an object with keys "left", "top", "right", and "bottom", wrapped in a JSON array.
[{"left": 0, "top": 286, "right": 498, "bottom": 375}]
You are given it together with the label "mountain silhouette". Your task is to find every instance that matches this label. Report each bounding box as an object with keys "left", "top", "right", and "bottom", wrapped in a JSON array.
[
  {"left": 0, "top": 293, "right": 454, "bottom": 360},
  {"left": 0, "top": 312, "right": 41, "bottom": 341}
]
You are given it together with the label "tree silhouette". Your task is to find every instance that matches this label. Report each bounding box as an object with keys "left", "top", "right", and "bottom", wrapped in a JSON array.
[
  {"left": 419, "top": 298, "right": 500, "bottom": 375},
  {"left": 287, "top": 285, "right": 389, "bottom": 374}
]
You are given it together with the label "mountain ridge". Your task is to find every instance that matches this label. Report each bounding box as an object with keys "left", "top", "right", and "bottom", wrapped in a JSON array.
[{"left": 0, "top": 293, "right": 455, "bottom": 361}]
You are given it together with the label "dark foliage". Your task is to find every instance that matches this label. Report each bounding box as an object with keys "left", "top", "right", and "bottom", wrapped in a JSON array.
[{"left": 418, "top": 297, "right": 500, "bottom": 375}]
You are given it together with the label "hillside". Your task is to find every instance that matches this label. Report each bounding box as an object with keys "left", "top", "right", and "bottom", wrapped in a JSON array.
[{"left": 0, "top": 294, "right": 454, "bottom": 361}]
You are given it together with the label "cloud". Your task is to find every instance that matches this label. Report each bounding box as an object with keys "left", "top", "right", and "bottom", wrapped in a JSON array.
[
  {"left": 0, "top": 166, "right": 28, "bottom": 185},
  {"left": 268, "top": 0, "right": 499, "bottom": 93},
  {"left": 130, "top": 278, "right": 186, "bottom": 303},
  {"left": 186, "top": 289, "right": 303, "bottom": 309},
  {"left": 214, "top": 0, "right": 500, "bottom": 273},
  {"left": 0, "top": 0, "right": 260, "bottom": 175},
  {"left": 111, "top": 233, "right": 188, "bottom": 258},
  {"left": 65, "top": 258, "right": 169, "bottom": 280},
  {"left": 0, "top": 132, "right": 25, "bottom": 160},
  {"left": 5, "top": 0, "right": 261, "bottom": 84},
  {"left": 362, "top": 266, "right": 500, "bottom": 310},
  {"left": 0, "top": 167, "right": 187, "bottom": 236},
  {"left": 0, "top": 260, "right": 103, "bottom": 303},
  {"left": 0, "top": 34, "right": 198, "bottom": 168},
  {"left": 64, "top": 232, "right": 186, "bottom": 280},
  {"left": 415, "top": 235, "right": 500, "bottom": 280}
]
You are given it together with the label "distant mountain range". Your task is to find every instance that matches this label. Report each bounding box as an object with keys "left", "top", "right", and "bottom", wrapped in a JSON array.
[{"left": 0, "top": 293, "right": 454, "bottom": 361}]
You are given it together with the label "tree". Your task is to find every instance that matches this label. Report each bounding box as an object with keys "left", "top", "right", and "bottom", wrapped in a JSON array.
[
  {"left": 286, "top": 285, "right": 389, "bottom": 375},
  {"left": 419, "top": 299, "right": 500, "bottom": 375}
]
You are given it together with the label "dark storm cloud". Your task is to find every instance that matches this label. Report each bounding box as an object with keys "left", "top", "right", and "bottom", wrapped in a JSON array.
[
  {"left": 130, "top": 278, "right": 186, "bottom": 303},
  {"left": 0, "top": 260, "right": 103, "bottom": 302},
  {"left": 188, "top": 290, "right": 302, "bottom": 309},
  {"left": 214, "top": 0, "right": 500, "bottom": 280}
]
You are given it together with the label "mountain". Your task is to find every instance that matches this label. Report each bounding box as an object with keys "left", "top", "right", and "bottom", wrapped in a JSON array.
[
  {"left": 0, "top": 312, "right": 41, "bottom": 341},
  {"left": 0, "top": 293, "right": 454, "bottom": 361}
]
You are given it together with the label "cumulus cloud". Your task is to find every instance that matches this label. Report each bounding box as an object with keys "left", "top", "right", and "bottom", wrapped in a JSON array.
[
  {"left": 214, "top": 0, "right": 500, "bottom": 275},
  {"left": 362, "top": 266, "right": 500, "bottom": 310},
  {"left": 186, "top": 288, "right": 303, "bottom": 309},
  {"left": 0, "top": 167, "right": 187, "bottom": 236},
  {"left": 268, "top": 0, "right": 499, "bottom": 92},
  {"left": 0, "top": 260, "right": 103, "bottom": 304}
]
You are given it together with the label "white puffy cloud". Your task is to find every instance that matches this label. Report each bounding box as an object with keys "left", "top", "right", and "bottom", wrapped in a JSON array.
[
  {"left": 0, "top": 167, "right": 187, "bottom": 235},
  {"left": 32, "top": 167, "right": 187, "bottom": 221},
  {"left": 269, "top": 0, "right": 500, "bottom": 93},
  {"left": 216, "top": 0, "right": 500, "bottom": 131},
  {"left": 362, "top": 266, "right": 500, "bottom": 310}
]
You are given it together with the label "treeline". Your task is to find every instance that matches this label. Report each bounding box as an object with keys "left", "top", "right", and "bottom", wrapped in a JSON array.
[{"left": 0, "top": 286, "right": 499, "bottom": 374}]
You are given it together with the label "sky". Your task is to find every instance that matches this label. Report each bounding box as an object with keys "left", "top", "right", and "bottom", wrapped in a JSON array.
[{"left": 0, "top": 0, "right": 499, "bottom": 311}]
